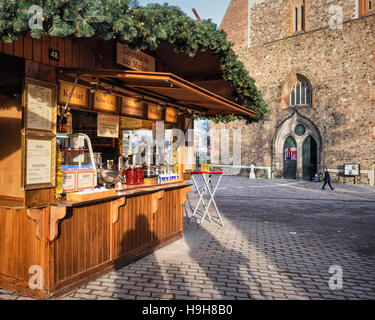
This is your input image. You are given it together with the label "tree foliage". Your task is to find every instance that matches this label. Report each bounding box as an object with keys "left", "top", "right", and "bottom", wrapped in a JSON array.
[{"left": 0, "top": 0, "right": 267, "bottom": 122}]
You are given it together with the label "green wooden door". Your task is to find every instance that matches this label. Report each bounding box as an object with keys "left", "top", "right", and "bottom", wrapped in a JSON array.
[
  {"left": 302, "top": 136, "right": 317, "bottom": 181},
  {"left": 283, "top": 136, "right": 297, "bottom": 179}
]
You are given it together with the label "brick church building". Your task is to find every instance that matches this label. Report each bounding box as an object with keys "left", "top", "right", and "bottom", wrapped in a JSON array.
[{"left": 212, "top": 0, "right": 375, "bottom": 184}]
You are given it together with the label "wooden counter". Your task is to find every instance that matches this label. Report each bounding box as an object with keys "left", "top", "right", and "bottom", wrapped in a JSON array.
[
  {"left": 0, "top": 182, "right": 192, "bottom": 299},
  {"left": 54, "top": 182, "right": 190, "bottom": 208}
]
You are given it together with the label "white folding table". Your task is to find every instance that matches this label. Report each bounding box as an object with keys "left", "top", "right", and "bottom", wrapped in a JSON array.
[{"left": 189, "top": 171, "right": 224, "bottom": 227}]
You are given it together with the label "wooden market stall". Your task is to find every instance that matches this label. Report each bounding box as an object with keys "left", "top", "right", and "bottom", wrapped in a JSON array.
[{"left": 0, "top": 33, "right": 256, "bottom": 299}]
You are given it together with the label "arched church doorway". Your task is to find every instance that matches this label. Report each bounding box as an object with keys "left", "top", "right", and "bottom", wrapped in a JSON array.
[
  {"left": 302, "top": 135, "right": 317, "bottom": 181},
  {"left": 283, "top": 136, "right": 297, "bottom": 179},
  {"left": 272, "top": 110, "right": 322, "bottom": 180}
]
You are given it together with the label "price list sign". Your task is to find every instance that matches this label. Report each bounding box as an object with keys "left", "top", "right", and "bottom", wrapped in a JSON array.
[
  {"left": 24, "top": 78, "right": 56, "bottom": 133},
  {"left": 24, "top": 136, "right": 55, "bottom": 188}
]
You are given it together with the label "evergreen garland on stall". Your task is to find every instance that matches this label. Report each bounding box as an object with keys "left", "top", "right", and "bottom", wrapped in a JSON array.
[
  {"left": 0, "top": 0, "right": 267, "bottom": 122},
  {"left": 55, "top": 145, "right": 63, "bottom": 200}
]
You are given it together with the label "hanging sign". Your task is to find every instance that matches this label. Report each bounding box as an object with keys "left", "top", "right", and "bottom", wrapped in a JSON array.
[
  {"left": 165, "top": 108, "right": 178, "bottom": 124},
  {"left": 94, "top": 91, "right": 117, "bottom": 112},
  {"left": 58, "top": 82, "right": 88, "bottom": 108},
  {"left": 97, "top": 113, "right": 119, "bottom": 138},
  {"left": 121, "top": 97, "right": 144, "bottom": 117},
  {"left": 116, "top": 43, "right": 155, "bottom": 72},
  {"left": 147, "top": 104, "right": 163, "bottom": 120},
  {"left": 120, "top": 116, "right": 143, "bottom": 130}
]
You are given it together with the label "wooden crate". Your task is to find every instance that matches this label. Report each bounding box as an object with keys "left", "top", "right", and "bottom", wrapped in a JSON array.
[{"left": 144, "top": 178, "right": 157, "bottom": 185}]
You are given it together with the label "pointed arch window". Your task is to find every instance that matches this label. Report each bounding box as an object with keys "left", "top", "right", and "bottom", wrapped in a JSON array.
[
  {"left": 366, "top": 0, "right": 375, "bottom": 13},
  {"left": 289, "top": 76, "right": 312, "bottom": 107}
]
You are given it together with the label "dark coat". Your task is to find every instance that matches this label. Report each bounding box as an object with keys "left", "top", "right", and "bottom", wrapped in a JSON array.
[{"left": 324, "top": 170, "right": 331, "bottom": 182}]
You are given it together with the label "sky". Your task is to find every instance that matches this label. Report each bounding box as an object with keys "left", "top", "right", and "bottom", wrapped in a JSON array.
[{"left": 137, "top": 0, "right": 231, "bottom": 27}]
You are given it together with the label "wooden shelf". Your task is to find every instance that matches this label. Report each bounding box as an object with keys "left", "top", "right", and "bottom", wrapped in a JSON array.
[{"left": 91, "top": 144, "right": 113, "bottom": 147}]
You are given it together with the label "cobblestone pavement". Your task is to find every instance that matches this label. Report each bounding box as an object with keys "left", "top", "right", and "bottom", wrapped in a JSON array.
[{"left": 1, "top": 177, "right": 375, "bottom": 300}]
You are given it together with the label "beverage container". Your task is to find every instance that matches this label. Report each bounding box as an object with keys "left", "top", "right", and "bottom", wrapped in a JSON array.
[
  {"left": 126, "top": 166, "right": 137, "bottom": 185},
  {"left": 135, "top": 166, "right": 144, "bottom": 184}
]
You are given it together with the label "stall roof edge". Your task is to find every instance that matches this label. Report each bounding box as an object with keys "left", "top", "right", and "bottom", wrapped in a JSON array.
[{"left": 58, "top": 68, "right": 257, "bottom": 117}]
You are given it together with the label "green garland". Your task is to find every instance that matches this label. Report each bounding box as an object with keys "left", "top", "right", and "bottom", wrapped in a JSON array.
[
  {"left": 55, "top": 145, "right": 63, "bottom": 200},
  {"left": 0, "top": 0, "right": 267, "bottom": 122}
]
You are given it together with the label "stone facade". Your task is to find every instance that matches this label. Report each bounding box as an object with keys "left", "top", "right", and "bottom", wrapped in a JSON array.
[{"left": 213, "top": 0, "right": 375, "bottom": 184}]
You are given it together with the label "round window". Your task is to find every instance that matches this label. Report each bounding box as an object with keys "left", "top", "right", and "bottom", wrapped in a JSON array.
[{"left": 294, "top": 124, "right": 306, "bottom": 136}]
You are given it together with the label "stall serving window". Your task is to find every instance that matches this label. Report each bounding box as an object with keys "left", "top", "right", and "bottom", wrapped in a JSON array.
[{"left": 120, "top": 116, "right": 179, "bottom": 180}]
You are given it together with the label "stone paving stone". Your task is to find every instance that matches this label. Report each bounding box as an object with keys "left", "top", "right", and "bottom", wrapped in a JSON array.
[
  {"left": 73, "top": 293, "right": 97, "bottom": 300},
  {"left": 91, "top": 290, "right": 113, "bottom": 297},
  {"left": 113, "top": 293, "right": 135, "bottom": 300},
  {"left": 2, "top": 177, "right": 375, "bottom": 301}
]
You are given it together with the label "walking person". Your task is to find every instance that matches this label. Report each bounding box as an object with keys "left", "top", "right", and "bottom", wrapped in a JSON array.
[{"left": 322, "top": 168, "right": 334, "bottom": 190}]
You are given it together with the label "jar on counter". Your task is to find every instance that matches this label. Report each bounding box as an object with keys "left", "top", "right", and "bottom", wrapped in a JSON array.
[
  {"left": 126, "top": 166, "right": 137, "bottom": 185},
  {"left": 135, "top": 166, "right": 144, "bottom": 185}
]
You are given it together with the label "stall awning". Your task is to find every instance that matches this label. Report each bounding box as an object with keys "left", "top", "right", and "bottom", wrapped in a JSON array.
[{"left": 58, "top": 68, "right": 256, "bottom": 117}]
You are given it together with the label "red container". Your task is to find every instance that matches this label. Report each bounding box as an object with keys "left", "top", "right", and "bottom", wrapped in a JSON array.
[
  {"left": 136, "top": 167, "right": 144, "bottom": 184},
  {"left": 126, "top": 168, "right": 137, "bottom": 185}
]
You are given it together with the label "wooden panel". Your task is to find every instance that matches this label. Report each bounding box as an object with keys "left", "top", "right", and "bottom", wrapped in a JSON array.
[
  {"left": 154, "top": 189, "right": 182, "bottom": 241},
  {"left": 72, "top": 40, "right": 80, "bottom": 68},
  {"left": 104, "top": 40, "right": 114, "bottom": 68},
  {"left": 57, "top": 38, "right": 65, "bottom": 68},
  {"left": 0, "top": 40, "right": 3, "bottom": 53},
  {"left": 24, "top": 189, "right": 53, "bottom": 208},
  {"left": 13, "top": 37, "right": 24, "bottom": 58},
  {"left": 32, "top": 38, "right": 42, "bottom": 63},
  {"left": 3, "top": 41, "right": 13, "bottom": 56},
  {"left": 38, "top": 63, "right": 56, "bottom": 83},
  {"left": 25, "top": 59, "right": 38, "bottom": 79},
  {"left": 0, "top": 208, "right": 47, "bottom": 292},
  {"left": 86, "top": 39, "right": 95, "bottom": 68},
  {"left": 41, "top": 36, "right": 50, "bottom": 65},
  {"left": 0, "top": 100, "right": 24, "bottom": 199},
  {"left": 113, "top": 194, "right": 153, "bottom": 260},
  {"left": 23, "top": 34, "right": 33, "bottom": 60},
  {"left": 64, "top": 39, "right": 73, "bottom": 68},
  {"left": 79, "top": 39, "right": 87, "bottom": 68},
  {"left": 54, "top": 202, "right": 111, "bottom": 286}
]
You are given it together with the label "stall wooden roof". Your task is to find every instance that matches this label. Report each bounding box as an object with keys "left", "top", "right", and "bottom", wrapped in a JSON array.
[{"left": 58, "top": 68, "right": 256, "bottom": 117}]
